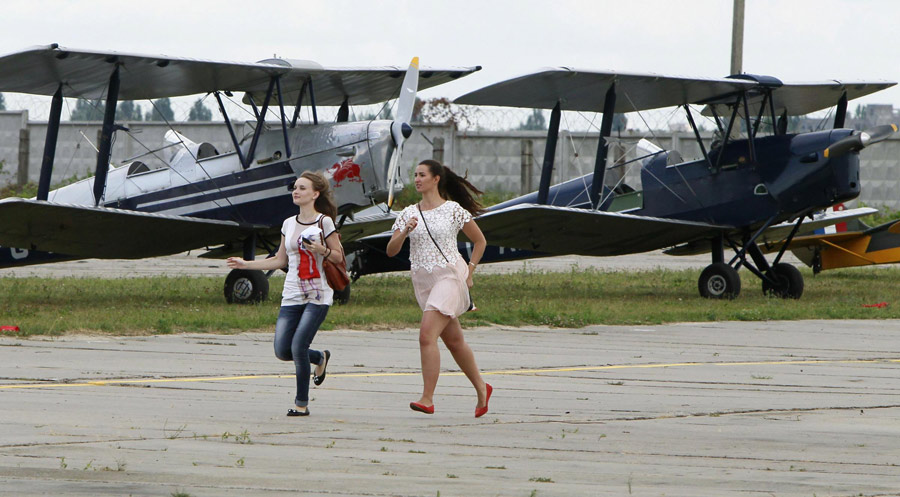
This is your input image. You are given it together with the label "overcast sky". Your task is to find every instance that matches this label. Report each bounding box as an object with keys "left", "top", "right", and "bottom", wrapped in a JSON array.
[{"left": 1, "top": 0, "right": 898, "bottom": 116}]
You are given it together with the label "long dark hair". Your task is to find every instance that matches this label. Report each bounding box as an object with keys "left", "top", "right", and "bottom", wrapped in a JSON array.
[
  {"left": 300, "top": 171, "right": 338, "bottom": 221},
  {"left": 419, "top": 159, "right": 484, "bottom": 216}
]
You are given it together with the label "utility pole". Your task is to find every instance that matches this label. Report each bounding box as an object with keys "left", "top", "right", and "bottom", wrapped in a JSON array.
[{"left": 730, "top": 0, "right": 745, "bottom": 75}]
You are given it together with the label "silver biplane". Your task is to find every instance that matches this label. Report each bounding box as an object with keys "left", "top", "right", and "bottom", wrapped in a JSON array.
[{"left": 0, "top": 44, "right": 480, "bottom": 302}]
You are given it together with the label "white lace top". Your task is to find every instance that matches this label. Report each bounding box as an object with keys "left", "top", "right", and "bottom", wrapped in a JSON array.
[{"left": 392, "top": 200, "right": 472, "bottom": 272}]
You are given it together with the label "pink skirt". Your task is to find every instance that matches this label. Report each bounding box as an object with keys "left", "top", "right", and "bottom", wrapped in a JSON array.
[{"left": 411, "top": 257, "right": 470, "bottom": 318}]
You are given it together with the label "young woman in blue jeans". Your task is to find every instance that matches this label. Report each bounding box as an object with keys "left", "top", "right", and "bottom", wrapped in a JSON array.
[{"left": 227, "top": 171, "right": 343, "bottom": 417}]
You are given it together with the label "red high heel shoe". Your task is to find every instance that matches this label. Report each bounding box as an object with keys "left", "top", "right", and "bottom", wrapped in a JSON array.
[
  {"left": 409, "top": 402, "right": 435, "bottom": 414},
  {"left": 475, "top": 383, "right": 493, "bottom": 418}
]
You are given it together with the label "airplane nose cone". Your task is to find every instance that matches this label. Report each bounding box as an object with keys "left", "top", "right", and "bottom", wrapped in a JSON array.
[{"left": 401, "top": 122, "right": 412, "bottom": 139}]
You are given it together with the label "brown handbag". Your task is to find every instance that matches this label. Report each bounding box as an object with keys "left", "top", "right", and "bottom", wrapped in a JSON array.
[{"left": 318, "top": 216, "right": 350, "bottom": 291}]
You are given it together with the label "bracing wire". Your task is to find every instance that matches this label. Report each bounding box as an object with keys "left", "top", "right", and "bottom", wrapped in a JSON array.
[{"left": 145, "top": 96, "right": 248, "bottom": 223}]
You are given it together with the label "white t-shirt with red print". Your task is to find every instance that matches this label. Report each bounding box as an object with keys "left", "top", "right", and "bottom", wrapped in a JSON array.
[{"left": 281, "top": 214, "right": 337, "bottom": 306}]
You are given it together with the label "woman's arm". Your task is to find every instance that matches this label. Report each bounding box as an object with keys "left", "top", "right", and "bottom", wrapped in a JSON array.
[
  {"left": 226, "top": 236, "right": 288, "bottom": 271},
  {"left": 323, "top": 229, "right": 344, "bottom": 263},
  {"left": 386, "top": 215, "right": 418, "bottom": 257},
  {"left": 461, "top": 219, "right": 486, "bottom": 286}
]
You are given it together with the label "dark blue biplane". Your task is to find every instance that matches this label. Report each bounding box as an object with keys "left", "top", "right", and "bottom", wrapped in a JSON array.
[{"left": 344, "top": 69, "right": 896, "bottom": 299}]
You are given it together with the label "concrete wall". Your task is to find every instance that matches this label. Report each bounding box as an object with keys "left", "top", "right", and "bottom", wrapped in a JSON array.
[{"left": 3, "top": 112, "right": 899, "bottom": 210}]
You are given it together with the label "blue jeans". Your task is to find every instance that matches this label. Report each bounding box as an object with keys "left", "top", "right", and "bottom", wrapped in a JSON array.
[{"left": 274, "top": 303, "right": 329, "bottom": 407}]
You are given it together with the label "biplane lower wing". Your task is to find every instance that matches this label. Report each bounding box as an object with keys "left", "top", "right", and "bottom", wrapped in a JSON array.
[
  {"left": 475, "top": 204, "right": 726, "bottom": 256},
  {"left": 0, "top": 198, "right": 262, "bottom": 260},
  {"left": 663, "top": 207, "right": 878, "bottom": 256},
  {"left": 197, "top": 208, "right": 399, "bottom": 260},
  {"left": 339, "top": 210, "right": 399, "bottom": 243}
]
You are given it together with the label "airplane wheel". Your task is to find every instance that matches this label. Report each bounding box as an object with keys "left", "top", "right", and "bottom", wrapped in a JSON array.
[
  {"left": 333, "top": 284, "right": 351, "bottom": 305},
  {"left": 224, "top": 269, "right": 269, "bottom": 304},
  {"left": 698, "top": 262, "right": 741, "bottom": 299},
  {"left": 762, "top": 263, "right": 804, "bottom": 299}
]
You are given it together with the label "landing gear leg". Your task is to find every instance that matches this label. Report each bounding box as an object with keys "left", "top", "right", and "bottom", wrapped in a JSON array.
[
  {"left": 747, "top": 243, "right": 804, "bottom": 299},
  {"left": 762, "top": 262, "right": 804, "bottom": 299}
]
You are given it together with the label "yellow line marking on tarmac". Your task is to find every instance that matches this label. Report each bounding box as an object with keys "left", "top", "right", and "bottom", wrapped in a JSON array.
[{"left": 2, "top": 358, "right": 898, "bottom": 390}]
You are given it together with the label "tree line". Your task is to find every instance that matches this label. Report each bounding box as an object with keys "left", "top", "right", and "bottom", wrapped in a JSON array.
[{"left": 68, "top": 97, "right": 213, "bottom": 122}]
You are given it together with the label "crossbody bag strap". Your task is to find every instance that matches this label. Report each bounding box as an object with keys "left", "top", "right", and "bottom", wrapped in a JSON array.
[
  {"left": 419, "top": 204, "right": 474, "bottom": 311},
  {"left": 417, "top": 203, "right": 449, "bottom": 263},
  {"left": 318, "top": 214, "right": 346, "bottom": 265}
]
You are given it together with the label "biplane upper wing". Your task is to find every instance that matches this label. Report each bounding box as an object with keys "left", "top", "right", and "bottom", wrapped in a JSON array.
[
  {"left": 0, "top": 198, "right": 262, "bottom": 259},
  {"left": 453, "top": 68, "right": 757, "bottom": 111},
  {"left": 475, "top": 204, "right": 726, "bottom": 256},
  {"left": 701, "top": 80, "right": 896, "bottom": 118},
  {"left": 244, "top": 60, "right": 481, "bottom": 106},
  {"left": 453, "top": 68, "right": 895, "bottom": 118},
  {"left": 0, "top": 45, "right": 479, "bottom": 104}
]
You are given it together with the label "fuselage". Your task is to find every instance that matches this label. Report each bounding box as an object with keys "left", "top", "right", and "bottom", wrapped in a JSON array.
[{"left": 491, "top": 129, "right": 860, "bottom": 228}]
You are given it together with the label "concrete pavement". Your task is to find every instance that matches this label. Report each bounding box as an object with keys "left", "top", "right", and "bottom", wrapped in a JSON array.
[{"left": 2, "top": 320, "right": 899, "bottom": 496}]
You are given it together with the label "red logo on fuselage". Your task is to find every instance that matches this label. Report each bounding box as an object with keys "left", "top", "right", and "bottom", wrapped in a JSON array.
[{"left": 327, "top": 158, "right": 363, "bottom": 187}]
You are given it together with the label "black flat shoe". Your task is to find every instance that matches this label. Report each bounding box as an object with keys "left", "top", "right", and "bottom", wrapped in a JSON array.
[
  {"left": 313, "top": 350, "right": 331, "bottom": 386},
  {"left": 287, "top": 408, "right": 310, "bottom": 417}
]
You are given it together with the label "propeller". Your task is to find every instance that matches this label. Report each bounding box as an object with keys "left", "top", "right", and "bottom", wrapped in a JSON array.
[
  {"left": 386, "top": 57, "right": 419, "bottom": 208},
  {"left": 824, "top": 124, "right": 898, "bottom": 159}
]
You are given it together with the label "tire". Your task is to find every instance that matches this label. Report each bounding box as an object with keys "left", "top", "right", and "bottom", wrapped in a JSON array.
[
  {"left": 333, "top": 283, "right": 351, "bottom": 305},
  {"left": 762, "top": 263, "right": 804, "bottom": 299},
  {"left": 224, "top": 269, "right": 269, "bottom": 304},
  {"left": 698, "top": 262, "right": 741, "bottom": 299}
]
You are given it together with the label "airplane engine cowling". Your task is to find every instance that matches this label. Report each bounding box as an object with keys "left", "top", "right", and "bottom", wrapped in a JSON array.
[{"left": 767, "top": 130, "right": 861, "bottom": 213}]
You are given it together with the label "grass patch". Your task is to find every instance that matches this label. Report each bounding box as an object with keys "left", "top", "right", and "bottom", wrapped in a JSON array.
[
  {"left": 1, "top": 266, "right": 899, "bottom": 336},
  {"left": 857, "top": 202, "right": 900, "bottom": 227}
]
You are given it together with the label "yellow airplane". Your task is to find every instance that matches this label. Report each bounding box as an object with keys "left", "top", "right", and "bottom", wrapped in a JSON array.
[{"left": 764, "top": 205, "right": 900, "bottom": 272}]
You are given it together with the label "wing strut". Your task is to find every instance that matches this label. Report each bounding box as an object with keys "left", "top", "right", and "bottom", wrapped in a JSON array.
[
  {"left": 537, "top": 101, "right": 561, "bottom": 205},
  {"left": 290, "top": 80, "right": 308, "bottom": 128},
  {"left": 740, "top": 92, "right": 756, "bottom": 163},
  {"left": 308, "top": 79, "right": 319, "bottom": 125},
  {"left": 768, "top": 90, "right": 779, "bottom": 135},
  {"left": 213, "top": 91, "right": 248, "bottom": 168},
  {"left": 274, "top": 76, "right": 292, "bottom": 158},
  {"left": 93, "top": 65, "right": 120, "bottom": 206},
  {"left": 714, "top": 96, "right": 742, "bottom": 171},
  {"left": 337, "top": 97, "right": 350, "bottom": 122},
  {"left": 590, "top": 84, "right": 616, "bottom": 210},
  {"left": 776, "top": 109, "right": 788, "bottom": 135},
  {"left": 37, "top": 84, "right": 63, "bottom": 201},
  {"left": 752, "top": 91, "right": 770, "bottom": 136},
  {"left": 833, "top": 91, "right": 848, "bottom": 128},
  {"left": 243, "top": 77, "right": 275, "bottom": 169},
  {"left": 683, "top": 104, "right": 711, "bottom": 169}
]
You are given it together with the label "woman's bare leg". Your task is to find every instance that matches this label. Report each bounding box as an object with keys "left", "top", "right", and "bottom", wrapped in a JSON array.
[
  {"left": 440, "top": 318, "right": 488, "bottom": 407},
  {"left": 416, "top": 310, "right": 451, "bottom": 406}
]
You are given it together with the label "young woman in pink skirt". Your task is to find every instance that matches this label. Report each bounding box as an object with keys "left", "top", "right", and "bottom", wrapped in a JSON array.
[{"left": 386, "top": 159, "right": 493, "bottom": 418}]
